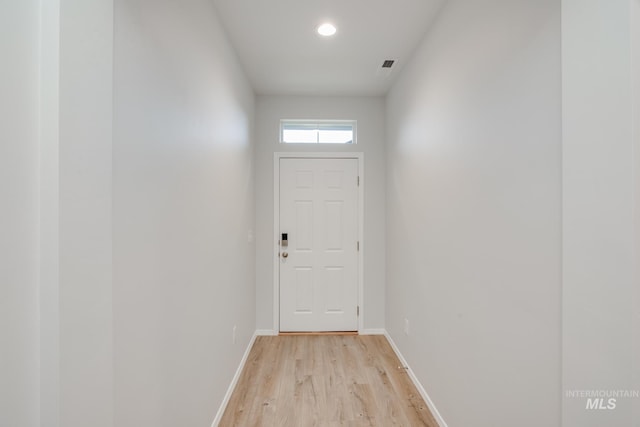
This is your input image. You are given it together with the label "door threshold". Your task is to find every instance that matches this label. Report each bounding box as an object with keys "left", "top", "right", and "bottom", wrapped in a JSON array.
[{"left": 279, "top": 331, "right": 358, "bottom": 336}]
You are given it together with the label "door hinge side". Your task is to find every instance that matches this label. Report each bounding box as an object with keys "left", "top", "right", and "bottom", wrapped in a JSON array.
[
  {"left": 357, "top": 241, "right": 360, "bottom": 251},
  {"left": 357, "top": 176, "right": 360, "bottom": 186},
  {"left": 357, "top": 306, "right": 360, "bottom": 316}
]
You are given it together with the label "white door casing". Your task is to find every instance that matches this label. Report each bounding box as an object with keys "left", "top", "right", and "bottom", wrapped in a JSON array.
[{"left": 278, "top": 157, "right": 360, "bottom": 332}]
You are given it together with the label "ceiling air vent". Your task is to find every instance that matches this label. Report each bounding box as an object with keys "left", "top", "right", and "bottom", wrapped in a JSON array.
[{"left": 382, "top": 59, "right": 395, "bottom": 68}]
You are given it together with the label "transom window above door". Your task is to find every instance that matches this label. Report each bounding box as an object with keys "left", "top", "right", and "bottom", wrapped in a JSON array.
[{"left": 280, "top": 120, "right": 357, "bottom": 144}]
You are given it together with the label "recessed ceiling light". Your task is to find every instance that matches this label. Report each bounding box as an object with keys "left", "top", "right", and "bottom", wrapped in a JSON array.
[{"left": 317, "top": 23, "right": 337, "bottom": 37}]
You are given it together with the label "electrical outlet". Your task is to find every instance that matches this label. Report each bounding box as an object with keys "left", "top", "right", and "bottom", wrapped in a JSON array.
[
  {"left": 232, "top": 325, "right": 237, "bottom": 344},
  {"left": 404, "top": 318, "right": 410, "bottom": 336}
]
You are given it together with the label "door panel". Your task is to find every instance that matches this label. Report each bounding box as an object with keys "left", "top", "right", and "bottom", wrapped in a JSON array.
[
  {"left": 279, "top": 158, "right": 358, "bottom": 332},
  {"left": 294, "top": 267, "right": 313, "bottom": 313}
]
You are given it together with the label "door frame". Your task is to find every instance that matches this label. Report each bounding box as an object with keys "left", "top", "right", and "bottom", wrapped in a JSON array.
[{"left": 273, "top": 152, "right": 365, "bottom": 333}]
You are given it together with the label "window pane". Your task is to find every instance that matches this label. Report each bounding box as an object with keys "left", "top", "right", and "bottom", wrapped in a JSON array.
[
  {"left": 282, "top": 128, "right": 318, "bottom": 143},
  {"left": 281, "top": 121, "right": 356, "bottom": 144},
  {"left": 318, "top": 124, "right": 353, "bottom": 132},
  {"left": 284, "top": 123, "right": 318, "bottom": 131},
  {"left": 318, "top": 129, "right": 353, "bottom": 144}
]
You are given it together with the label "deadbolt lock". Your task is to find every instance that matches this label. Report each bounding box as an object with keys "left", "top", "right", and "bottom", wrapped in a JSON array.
[{"left": 282, "top": 252, "right": 288, "bottom": 258}]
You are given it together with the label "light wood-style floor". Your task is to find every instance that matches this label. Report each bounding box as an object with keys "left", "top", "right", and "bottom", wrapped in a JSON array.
[{"left": 219, "top": 335, "right": 439, "bottom": 426}]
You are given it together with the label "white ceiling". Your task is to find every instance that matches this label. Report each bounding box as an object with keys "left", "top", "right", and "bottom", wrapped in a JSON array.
[{"left": 211, "top": 0, "right": 446, "bottom": 96}]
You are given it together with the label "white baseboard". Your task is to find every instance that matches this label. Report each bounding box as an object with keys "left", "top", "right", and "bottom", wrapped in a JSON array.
[
  {"left": 359, "top": 328, "right": 386, "bottom": 335},
  {"left": 255, "top": 329, "right": 277, "bottom": 336},
  {"left": 383, "top": 331, "right": 448, "bottom": 427},
  {"left": 210, "top": 331, "right": 257, "bottom": 427}
]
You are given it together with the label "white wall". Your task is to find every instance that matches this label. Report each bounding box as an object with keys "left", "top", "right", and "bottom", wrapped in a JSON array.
[
  {"left": 634, "top": 1, "right": 640, "bottom": 422},
  {"left": 0, "top": 2, "right": 41, "bottom": 426},
  {"left": 254, "top": 96, "right": 386, "bottom": 332},
  {"left": 562, "top": 1, "right": 639, "bottom": 425},
  {"left": 39, "top": 1, "right": 60, "bottom": 425},
  {"left": 113, "top": 1, "right": 255, "bottom": 425},
  {"left": 385, "top": 1, "right": 562, "bottom": 426},
  {"left": 2, "top": 2, "right": 116, "bottom": 425},
  {"left": 58, "top": 1, "right": 115, "bottom": 426}
]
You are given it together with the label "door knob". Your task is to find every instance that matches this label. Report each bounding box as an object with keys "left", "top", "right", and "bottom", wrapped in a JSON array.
[{"left": 282, "top": 252, "right": 288, "bottom": 258}]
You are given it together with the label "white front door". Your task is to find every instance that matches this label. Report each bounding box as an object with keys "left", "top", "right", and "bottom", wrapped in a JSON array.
[{"left": 279, "top": 158, "right": 359, "bottom": 332}]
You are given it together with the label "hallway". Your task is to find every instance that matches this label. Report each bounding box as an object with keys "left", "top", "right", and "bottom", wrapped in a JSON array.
[{"left": 2, "top": 1, "right": 639, "bottom": 427}]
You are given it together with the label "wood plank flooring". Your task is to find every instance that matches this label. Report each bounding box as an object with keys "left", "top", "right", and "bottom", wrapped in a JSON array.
[{"left": 219, "top": 335, "right": 439, "bottom": 427}]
